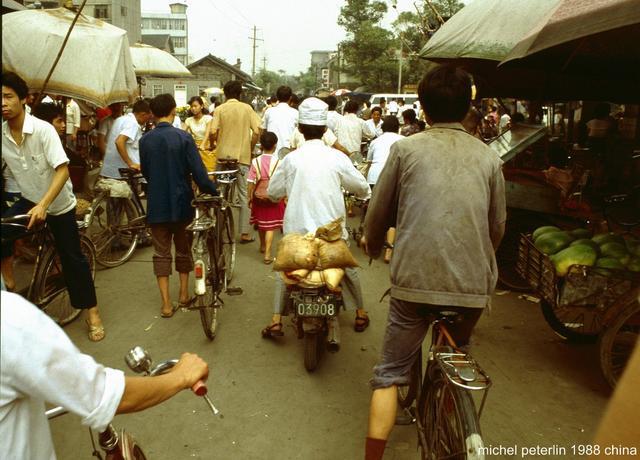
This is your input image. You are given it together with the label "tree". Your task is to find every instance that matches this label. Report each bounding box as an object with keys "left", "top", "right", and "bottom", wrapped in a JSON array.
[{"left": 337, "top": 0, "right": 397, "bottom": 91}]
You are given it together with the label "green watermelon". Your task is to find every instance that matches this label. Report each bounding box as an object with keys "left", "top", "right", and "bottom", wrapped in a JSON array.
[
  {"left": 595, "top": 257, "right": 626, "bottom": 270},
  {"left": 534, "top": 231, "right": 573, "bottom": 255},
  {"left": 626, "top": 239, "right": 640, "bottom": 257},
  {"left": 533, "top": 226, "right": 561, "bottom": 241},
  {"left": 570, "top": 228, "right": 591, "bottom": 239},
  {"left": 592, "top": 232, "right": 626, "bottom": 246},
  {"left": 570, "top": 238, "right": 600, "bottom": 253},
  {"left": 600, "top": 242, "right": 630, "bottom": 265},
  {"left": 550, "top": 245, "right": 598, "bottom": 277}
]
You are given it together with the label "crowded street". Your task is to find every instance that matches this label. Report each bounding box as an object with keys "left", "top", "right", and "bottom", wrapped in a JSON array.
[
  {"left": 45, "top": 235, "right": 610, "bottom": 459},
  {"left": 2, "top": 0, "right": 639, "bottom": 459}
]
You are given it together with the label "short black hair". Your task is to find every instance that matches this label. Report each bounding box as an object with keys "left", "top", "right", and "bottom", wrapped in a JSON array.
[
  {"left": 402, "top": 108, "right": 416, "bottom": 123},
  {"left": 298, "top": 124, "right": 325, "bottom": 141},
  {"left": 276, "top": 85, "right": 292, "bottom": 102},
  {"left": 381, "top": 116, "right": 399, "bottom": 133},
  {"left": 379, "top": 97, "right": 386, "bottom": 103},
  {"left": 224, "top": 80, "right": 243, "bottom": 99},
  {"left": 132, "top": 99, "right": 151, "bottom": 114},
  {"left": 210, "top": 96, "right": 217, "bottom": 104},
  {"left": 365, "top": 101, "right": 371, "bottom": 108},
  {"left": 149, "top": 94, "right": 175, "bottom": 118},
  {"left": 325, "top": 96, "right": 338, "bottom": 111},
  {"left": 371, "top": 107, "right": 382, "bottom": 115},
  {"left": 289, "top": 93, "right": 300, "bottom": 108},
  {"left": 33, "top": 102, "right": 64, "bottom": 124},
  {"left": 189, "top": 96, "right": 205, "bottom": 106},
  {"left": 1, "top": 72, "right": 29, "bottom": 100},
  {"left": 260, "top": 131, "right": 278, "bottom": 151},
  {"left": 418, "top": 65, "right": 472, "bottom": 123},
  {"left": 398, "top": 98, "right": 405, "bottom": 105},
  {"left": 344, "top": 100, "right": 359, "bottom": 114}
]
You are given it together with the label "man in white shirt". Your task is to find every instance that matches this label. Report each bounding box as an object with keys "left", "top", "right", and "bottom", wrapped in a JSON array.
[
  {"left": 261, "top": 85, "right": 298, "bottom": 157},
  {"left": 335, "top": 100, "right": 367, "bottom": 163},
  {"left": 1, "top": 72, "right": 105, "bottom": 340},
  {"left": 325, "top": 95, "right": 343, "bottom": 133},
  {"left": 364, "top": 107, "right": 383, "bottom": 140},
  {"left": 65, "top": 98, "right": 81, "bottom": 149},
  {"left": 387, "top": 98, "right": 399, "bottom": 117},
  {"left": 96, "top": 102, "right": 124, "bottom": 159},
  {"left": 0, "top": 290, "right": 209, "bottom": 460},
  {"left": 261, "top": 97, "right": 371, "bottom": 338},
  {"left": 101, "top": 100, "right": 152, "bottom": 178},
  {"left": 366, "top": 116, "right": 403, "bottom": 186}
]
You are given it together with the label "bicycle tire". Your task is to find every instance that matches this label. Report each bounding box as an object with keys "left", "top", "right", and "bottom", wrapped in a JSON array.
[
  {"left": 219, "top": 206, "right": 236, "bottom": 282},
  {"left": 398, "top": 349, "right": 422, "bottom": 409},
  {"left": 304, "top": 332, "right": 322, "bottom": 372},
  {"left": 540, "top": 299, "right": 600, "bottom": 343},
  {"left": 35, "top": 235, "right": 95, "bottom": 326},
  {"left": 598, "top": 298, "right": 640, "bottom": 389},
  {"left": 87, "top": 195, "right": 139, "bottom": 268},
  {"left": 193, "top": 233, "right": 218, "bottom": 340},
  {"left": 418, "top": 360, "right": 484, "bottom": 459}
]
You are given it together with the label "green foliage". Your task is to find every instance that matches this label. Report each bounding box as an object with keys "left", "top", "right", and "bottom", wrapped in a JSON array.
[{"left": 338, "top": 0, "right": 396, "bottom": 91}]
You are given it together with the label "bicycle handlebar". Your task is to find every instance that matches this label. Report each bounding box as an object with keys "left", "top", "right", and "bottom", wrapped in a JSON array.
[{"left": 1, "top": 214, "right": 31, "bottom": 224}]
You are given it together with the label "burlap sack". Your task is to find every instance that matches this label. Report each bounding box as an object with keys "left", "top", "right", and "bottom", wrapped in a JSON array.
[
  {"left": 315, "top": 217, "right": 343, "bottom": 242},
  {"left": 316, "top": 238, "right": 358, "bottom": 269},
  {"left": 287, "top": 269, "right": 310, "bottom": 281},
  {"left": 280, "top": 272, "right": 299, "bottom": 285},
  {"left": 298, "top": 270, "right": 325, "bottom": 288},
  {"left": 274, "top": 233, "right": 319, "bottom": 271},
  {"left": 323, "top": 268, "right": 345, "bottom": 291}
]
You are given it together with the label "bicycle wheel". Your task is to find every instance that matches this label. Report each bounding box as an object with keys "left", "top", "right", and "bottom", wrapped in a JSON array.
[
  {"left": 398, "top": 350, "right": 422, "bottom": 409},
  {"left": 87, "top": 195, "right": 139, "bottom": 268},
  {"left": 219, "top": 206, "right": 236, "bottom": 282},
  {"left": 35, "top": 236, "right": 95, "bottom": 326},
  {"left": 540, "top": 299, "right": 601, "bottom": 343},
  {"left": 418, "top": 356, "right": 484, "bottom": 459},
  {"left": 193, "top": 233, "right": 218, "bottom": 340},
  {"left": 599, "top": 298, "right": 640, "bottom": 389}
]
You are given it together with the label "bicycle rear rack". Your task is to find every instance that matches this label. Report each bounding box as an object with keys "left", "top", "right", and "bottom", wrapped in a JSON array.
[{"left": 435, "top": 351, "right": 492, "bottom": 418}]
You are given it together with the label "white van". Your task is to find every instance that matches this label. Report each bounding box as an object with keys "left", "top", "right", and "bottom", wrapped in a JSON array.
[{"left": 369, "top": 93, "right": 419, "bottom": 109}]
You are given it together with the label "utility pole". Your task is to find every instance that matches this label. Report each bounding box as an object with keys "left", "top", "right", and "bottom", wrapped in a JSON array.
[
  {"left": 248, "top": 25, "right": 263, "bottom": 78},
  {"left": 397, "top": 38, "right": 403, "bottom": 93},
  {"left": 262, "top": 56, "right": 267, "bottom": 71}
]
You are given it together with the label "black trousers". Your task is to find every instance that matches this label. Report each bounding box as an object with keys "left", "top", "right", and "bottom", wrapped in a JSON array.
[{"left": 2, "top": 198, "right": 97, "bottom": 309}]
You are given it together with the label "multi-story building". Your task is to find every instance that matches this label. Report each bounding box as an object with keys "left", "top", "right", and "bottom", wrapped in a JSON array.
[
  {"left": 23, "top": 0, "right": 141, "bottom": 44},
  {"left": 310, "top": 50, "right": 333, "bottom": 90},
  {"left": 141, "top": 2, "right": 188, "bottom": 65}
]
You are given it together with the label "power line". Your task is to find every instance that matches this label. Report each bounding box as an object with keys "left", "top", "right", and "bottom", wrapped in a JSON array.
[
  {"left": 203, "top": 0, "right": 247, "bottom": 30},
  {"left": 217, "top": 0, "right": 253, "bottom": 27}
]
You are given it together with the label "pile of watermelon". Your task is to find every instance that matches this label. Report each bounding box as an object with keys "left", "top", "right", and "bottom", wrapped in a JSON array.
[{"left": 531, "top": 226, "right": 640, "bottom": 277}]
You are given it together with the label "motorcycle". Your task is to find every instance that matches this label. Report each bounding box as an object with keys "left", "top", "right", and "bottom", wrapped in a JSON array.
[{"left": 286, "top": 285, "right": 344, "bottom": 372}]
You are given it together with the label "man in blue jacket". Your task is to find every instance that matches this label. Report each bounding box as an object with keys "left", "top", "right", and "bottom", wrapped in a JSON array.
[{"left": 140, "top": 94, "right": 217, "bottom": 318}]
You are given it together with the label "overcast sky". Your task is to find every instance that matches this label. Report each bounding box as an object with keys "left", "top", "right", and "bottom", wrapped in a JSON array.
[{"left": 140, "top": 0, "right": 441, "bottom": 76}]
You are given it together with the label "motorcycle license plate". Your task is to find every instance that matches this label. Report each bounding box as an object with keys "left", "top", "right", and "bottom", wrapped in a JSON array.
[{"left": 296, "top": 301, "right": 337, "bottom": 317}]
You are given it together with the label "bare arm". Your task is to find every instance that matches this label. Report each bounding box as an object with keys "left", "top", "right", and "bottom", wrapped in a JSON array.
[
  {"left": 27, "top": 163, "right": 69, "bottom": 229},
  {"left": 332, "top": 140, "right": 350, "bottom": 156},
  {"left": 115, "top": 134, "right": 138, "bottom": 169},
  {"left": 117, "top": 353, "right": 208, "bottom": 414}
]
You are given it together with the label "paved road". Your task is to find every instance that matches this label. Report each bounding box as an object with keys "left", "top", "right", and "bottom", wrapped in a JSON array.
[{"left": 40, "top": 226, "right": 610, "bottom": 459}]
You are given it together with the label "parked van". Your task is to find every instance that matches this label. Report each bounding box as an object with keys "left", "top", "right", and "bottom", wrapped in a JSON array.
[{"left": 369, "top": 93, "right": 419, "bottom": 109}]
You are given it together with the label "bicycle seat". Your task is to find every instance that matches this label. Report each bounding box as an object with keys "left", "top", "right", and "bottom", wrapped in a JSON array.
[{"left": 193, "top": 194, "right": 224, "bottom": 205}]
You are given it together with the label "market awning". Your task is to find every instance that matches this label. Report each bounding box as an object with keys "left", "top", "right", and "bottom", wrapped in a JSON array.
[{"left": 243, "top": 82, "right": 262, "bottom": 92}]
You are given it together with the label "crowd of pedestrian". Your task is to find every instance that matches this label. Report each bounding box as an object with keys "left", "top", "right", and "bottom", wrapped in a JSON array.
[{"left": 2, "top": 63, "right": 509, "bottom": 459}]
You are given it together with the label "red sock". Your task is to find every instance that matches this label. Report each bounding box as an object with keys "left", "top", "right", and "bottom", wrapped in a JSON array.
[{"left": 365, "top": 437, "right": 387, "bottom": 460}]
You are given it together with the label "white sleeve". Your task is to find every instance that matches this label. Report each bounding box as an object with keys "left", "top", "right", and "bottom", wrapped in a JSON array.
[
  {"left": 338, "top": 154, "right": 370, "bottom": 199},
  {"left": 119, "top": 117, "right": 139, "bottom": 141},
  {"left": 0, "top": 293, "right": 125, "bottom": 432},
  {"left": 267, "top": 156, "right": 288, "bottom": 200},
  {"left": 323, "top": 128, "right": 338, "bottom": 147}
]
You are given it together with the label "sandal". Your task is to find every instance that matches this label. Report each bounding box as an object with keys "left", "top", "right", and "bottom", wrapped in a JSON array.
[
  {"left": 263, "top": 258, "right": 273, "bottom": 265},
  {"left": 261, "top": 322, "right": 284, "bottom": 338},
  {"left": 239, "top": 237, "right": 256, "bottom": 244},
  {"left": 161, "top": 303, "right": 179, "bottom": 318},
  {"left": 354, "top": 314, "right": 370, "bottom": 332},
  {"left": 86, "top": 320, "right": 105, "bottom": 342}
]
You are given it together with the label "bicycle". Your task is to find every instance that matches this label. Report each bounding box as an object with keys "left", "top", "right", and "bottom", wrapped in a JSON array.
[
  {"left": 397, "top": 309, "right": 491, "bottom": 459},
  {"left": 1, "top": 214, "right": 96, "bottom": 326},
  {"left": 85, "top": 168, "right": 147, "bottom": 268},
  {"left": 46, "top": 346, "right": 220, "bottom": 459},
  {"left": 186, "top": 191, "right": 240, "bottom": 340}
]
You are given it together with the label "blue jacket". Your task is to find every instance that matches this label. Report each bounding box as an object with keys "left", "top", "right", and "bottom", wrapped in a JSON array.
[{"left": 140, "top": 122, "right": 217, "bottom": 224}]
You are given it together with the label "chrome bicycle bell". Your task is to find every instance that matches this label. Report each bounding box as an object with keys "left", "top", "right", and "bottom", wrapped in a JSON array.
[{"left": 125, "top": 346, "right": 152, "bottom": 375}]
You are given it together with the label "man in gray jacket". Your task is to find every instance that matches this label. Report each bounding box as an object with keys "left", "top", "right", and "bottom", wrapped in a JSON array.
[{"left": 363, "top": 65, "right": 506, "bottom": 459}]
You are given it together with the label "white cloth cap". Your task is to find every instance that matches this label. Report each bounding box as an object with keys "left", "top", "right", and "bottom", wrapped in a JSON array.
[{"left": 298, "top": 97, "right": 328, "bottom": 126}]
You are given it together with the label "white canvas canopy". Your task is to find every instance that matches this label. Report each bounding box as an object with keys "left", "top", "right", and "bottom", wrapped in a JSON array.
[
  {"left": 130, "top": 43, "right": 191, "bottom": 78},
  {"left": 2, "top": 8, "right": 138, "bottom": 107}
]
